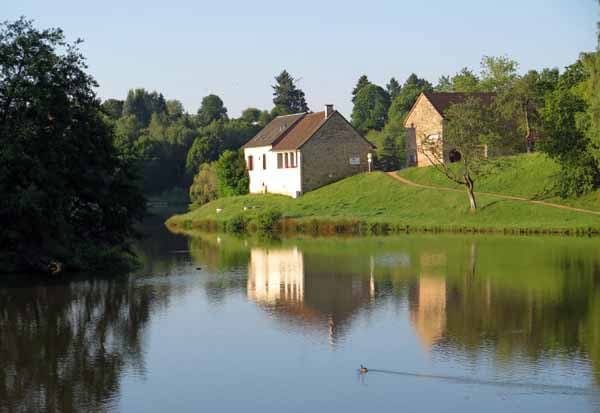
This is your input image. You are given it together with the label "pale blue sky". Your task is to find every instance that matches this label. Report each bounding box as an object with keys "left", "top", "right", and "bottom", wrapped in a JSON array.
[{"left": 4, "top": 0, "right": 599, "bottom": 117}]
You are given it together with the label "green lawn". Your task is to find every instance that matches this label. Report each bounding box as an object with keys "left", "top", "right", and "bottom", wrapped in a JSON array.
[
  {"left": 167, "top": 169, "right": 600, "bottom": 234},
  {"left": 399, "top": 153, "right": 600, "bottom": 211}
]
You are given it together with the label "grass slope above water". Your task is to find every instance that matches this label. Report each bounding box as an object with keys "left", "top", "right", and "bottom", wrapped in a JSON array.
[
  {"left": 167, "top": 159, "right": 600, "bottom": 235},
  {"left": 399, "top": 153, "right": 600, "bottom": 211}
]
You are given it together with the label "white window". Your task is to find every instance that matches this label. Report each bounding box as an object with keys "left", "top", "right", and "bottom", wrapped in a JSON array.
[{"left": 427, "top": 133, "right": 441, "bottom": 143}]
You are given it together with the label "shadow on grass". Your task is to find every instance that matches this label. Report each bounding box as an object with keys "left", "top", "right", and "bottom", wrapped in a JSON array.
[{"left": 478, "top": 199, "right": 506, "bottom": 211}]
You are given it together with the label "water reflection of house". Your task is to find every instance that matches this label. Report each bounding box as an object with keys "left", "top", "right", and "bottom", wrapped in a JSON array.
[
  {"left": 247, "top": 247, "right": 304, "bottom": 304},
  {"left": 409, "top": 252, "right": 448, "bottom": 349},
  {"left": 247, "top": 247, "right": 374, "bottom": 347}
]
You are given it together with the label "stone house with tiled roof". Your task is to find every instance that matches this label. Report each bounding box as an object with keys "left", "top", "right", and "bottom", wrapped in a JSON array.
[
  {"left": 243, "top": 105, "right": 374, "bottom": 197},
  {"left": 404, "top": 92, "right": 495, "bottom": 167}
]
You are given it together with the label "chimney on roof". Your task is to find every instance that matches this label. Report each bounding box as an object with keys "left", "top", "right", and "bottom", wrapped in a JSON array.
[{"left": 325, "top": 104, "right": 334, "bottom": 118}]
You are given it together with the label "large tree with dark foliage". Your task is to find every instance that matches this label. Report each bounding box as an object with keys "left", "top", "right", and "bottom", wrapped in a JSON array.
[
  {"left": 122, "top": 88, "right": 166, "bottom": 127},
  {"left": 197, "top": 94, "right": 228, "bottom": 127},
  {"left": 387, "top": 73, "right": 433, "bottom": 122},
  {"left": 351, "top": 83, "right": 391, "bottom": 132},
  {"left": 0, "top": 18, "right": 145, "bottom": 273},
  {"left": 539, "top": 60, "right": 600, "bottom": 197},
  {"left": 272, "top": 70, "right": 309, "bottom": 115},
  {"left": 186, "top": 119, "right": 259, "bottom": 174},
  {"left": 386, "top": 77, "right": 401, "bottom": 101},
  {"left": 352, "top": 75, "right": 371, "bottom": 103},
  {"left": 101, "top": 98, "right": 124, "bottom": 120}
]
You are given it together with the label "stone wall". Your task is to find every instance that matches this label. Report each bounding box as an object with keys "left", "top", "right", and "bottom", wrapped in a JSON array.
[
  {"left": 404, "top": 95, "right": 444, "bottom": 167},
  {"left": 300, "top": 112, "right": 373, "bottom": 193}
]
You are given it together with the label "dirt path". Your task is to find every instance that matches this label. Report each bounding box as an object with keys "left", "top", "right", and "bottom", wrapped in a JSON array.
[{"left": 386, "top": 171, "right": 600, "bottom": 216}]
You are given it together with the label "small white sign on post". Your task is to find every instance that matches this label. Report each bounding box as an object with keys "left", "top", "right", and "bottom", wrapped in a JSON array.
[{"left": 349, "top": 156, "right": 360, "bottom": 165}]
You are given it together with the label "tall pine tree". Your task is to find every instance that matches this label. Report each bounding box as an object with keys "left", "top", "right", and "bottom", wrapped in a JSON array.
[
  {"left": 352, "top": 75, "right": 371, "bottom": 103},
  {"left": 386, "top": 77, "right": 401, "bottom": 101},
  {"left": 272, "top": 70, "right": 309, "bottom": 115}
]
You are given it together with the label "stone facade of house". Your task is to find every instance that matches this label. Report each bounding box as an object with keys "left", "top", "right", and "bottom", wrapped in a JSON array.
[
  {"left": 404, "top": 92, "right": 495, "bottom": 168},
  {"left": 243, "top": 106, "right": 374, "bottom": 197},
  {"left": 404, "top": 94, "right": 445, "bottom": 167},
  {"left": 300, "top": 112, "right": 373, "bottom": 192}
]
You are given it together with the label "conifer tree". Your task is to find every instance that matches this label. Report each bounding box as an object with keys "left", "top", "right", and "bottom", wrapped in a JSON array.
[{"left": 272, "top": 70, "right": 309, "bottom": 115}]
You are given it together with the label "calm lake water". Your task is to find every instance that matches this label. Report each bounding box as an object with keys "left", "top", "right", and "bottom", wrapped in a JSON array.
[{"left": 2, "top": 215, "right": 600, "bottom": 412}]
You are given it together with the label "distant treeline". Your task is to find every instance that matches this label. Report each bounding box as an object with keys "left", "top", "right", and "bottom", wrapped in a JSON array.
[
  {"left": 104, "top": 45, "right": 600, "bottom": 204},
  {"left": 100, "top": 70, "right": 311, "bottom": 199}
]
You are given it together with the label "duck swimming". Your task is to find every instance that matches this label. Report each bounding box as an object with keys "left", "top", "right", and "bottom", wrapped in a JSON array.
[{"left": 359, "top": 364, "right": 368, "bottom": 374}]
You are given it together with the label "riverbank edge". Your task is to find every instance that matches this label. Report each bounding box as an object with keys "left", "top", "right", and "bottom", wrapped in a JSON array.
[{"left": 165, "top": 215, "right": 600, "bottom": 238}]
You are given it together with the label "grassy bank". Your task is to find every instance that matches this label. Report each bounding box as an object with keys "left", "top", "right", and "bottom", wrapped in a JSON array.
[
  {"left": 166, "top": 168, "right": 600, "bottom": 237},
  {"left": 399, "top": 153, "right": 600, "bottom": 211}
]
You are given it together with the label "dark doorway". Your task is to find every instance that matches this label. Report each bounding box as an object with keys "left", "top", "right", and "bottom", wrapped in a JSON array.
[{"left": 449, "top": 149, "right": 462, "bottom": 163}]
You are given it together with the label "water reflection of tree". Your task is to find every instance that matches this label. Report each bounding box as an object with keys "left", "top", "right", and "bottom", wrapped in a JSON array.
[
  {"left": 0, "top": 275, "right": 171, "bottom": 412},
  {"left": 184, "top": 232, "right": 600, "bottom": 382},
  {"left": 187, "top": 235, "right": 250, "bottom": 304},
  {"left": 433, "top": 246, "right": 600, "bottom": 383},
  {"left": 133, "top": 211, "right": 190, "bottom": 276}
]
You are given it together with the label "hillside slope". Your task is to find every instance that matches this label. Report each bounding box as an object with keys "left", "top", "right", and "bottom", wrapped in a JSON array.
[
  {"left": 167, "top": 169, "right": 600, "bottom": 234},
  {"left": 398, "top": 153, "right": 600, "bottom": 212}
]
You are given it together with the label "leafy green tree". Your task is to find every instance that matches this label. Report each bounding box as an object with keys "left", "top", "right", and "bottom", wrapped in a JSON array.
[
  {"left": 537, "top": 68, "right": 560, "bottom": 96},
  {"left": 215, "top": 150, "right": 249, "bottom": 197},
  {"left": 352, "top": 75, "right": 371, "bottom": 103},
  {"left": 166, "top": 99, "right": 185, "bottom": 121},
  {"left": 377, "top": 131, "right": 402, "bottom": 171},
  {"left": 114, "top": 114, "right": 141, "bottom": 153},
  {"left": 240, "top": 107, "right": 262, "bottom": 124},
  {"left": 421, "top": 98, "right": 500, "bottom": 210},
  {"left": 135, "top": 113, "right": 197, "bottom": 195},
  {"left": 388, "top": 73, "right": 433, "bottom": 122},
  {"left": 122, "top": 88, "right": 166, "bottom": 126},
  {"left": 101, "top": 99, "right": 124, "bottom": 119},
  {"left": 258, "top": 110, "right": 273, "bottom": 126},
  {"left": 386, "top": 77, "right": 401, "bottom": 101},
  {"left": 496, "top": 69, "right": 558, "bottom": 153},
  {"left": 186, "top": 119, "right": 258, "bottom": 173},
  {"left": 480, "top": 55, "right": 519, "bottom": 93},
  {"left": 581, "top": 51, "right": 600, "bottom": 165},
  {"left": 186, "top": 136, "right": 214, "bottom": 175},
  {"left": 189, "top": 163, "right": 219, "bottom": 207},
  {"left": 110, "top": 94, "right": 198, "bottom": 195},
  {"left": 272, "top": 70, "right": 309, "bottom": 115},
  {"left": 0, "top": 18, "right": 145, "bottom": 273},
  {"left": 539, "top": 61, "right": 599, "bottom": 197},
  {"left": 435, "top": 75, "right": 453, "bottom": 92},
  {"left": 197, "top": 94, "right": 228, "bottom": 127},
  {"left": 383, "top": 118, "right": 406, "bottom": 167},
  {"left": 351, "top": 83, "right": 391, "bottom": 132},
  {"left": 367, "top": 119, "right": 407, "bottom": 171},
  {"left": 451, "top": 68, "right": 481, "bottom": 92}
]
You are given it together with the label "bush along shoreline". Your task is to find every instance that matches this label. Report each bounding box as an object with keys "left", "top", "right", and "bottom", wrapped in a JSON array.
[{"left": 166, "top": 213, "right": 600, "bottom": 238}]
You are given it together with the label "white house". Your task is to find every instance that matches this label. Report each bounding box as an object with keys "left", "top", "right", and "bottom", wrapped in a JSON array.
[{"left": 242, "top": 105, "right": 374, "bottom": 198}]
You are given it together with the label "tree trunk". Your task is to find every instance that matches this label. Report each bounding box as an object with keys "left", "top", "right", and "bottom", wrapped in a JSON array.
[
  {"left": 524, "top": 102, "right": 533, "bottom": 153},
  {"left": 464, "top": 174, "right": 477, "bottom": 211}
]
